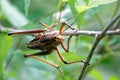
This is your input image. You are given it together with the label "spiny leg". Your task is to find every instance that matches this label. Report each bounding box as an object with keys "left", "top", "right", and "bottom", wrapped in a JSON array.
[
  {"left": 61, "top": 35, "right": 72, "bottom": 52},
  {"left": 24, "top": 51, "right": 63, "bottom": 76},
  {"left": 55, "top": 47, "right": 86, "bottom": 64}
]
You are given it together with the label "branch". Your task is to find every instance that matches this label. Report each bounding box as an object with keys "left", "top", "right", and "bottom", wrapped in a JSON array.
[
  {"left": 0, "top": 25, "right": 120, "bottom": 36},
  {"left": 78, "top": 14, "right": 120, "bottom": 80},
  {"left": 62, "top": 29, "right": 120, "bottom": 36},
  {"left": 0, "top": 15, "right": 120, "bottom": 80}
]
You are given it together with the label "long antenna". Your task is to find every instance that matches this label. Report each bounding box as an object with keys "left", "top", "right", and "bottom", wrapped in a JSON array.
[
  {"left": 70, "top": 15, "right": 80, "bottom": 27},
  {"left": 63, "top": 13, "right": 81, "bottom": 32}
]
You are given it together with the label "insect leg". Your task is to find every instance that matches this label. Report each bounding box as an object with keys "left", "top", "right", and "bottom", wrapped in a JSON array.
[
  {"left": 39, "top": 22, "right": 52, "bottom": 30},
  {"left": 8, "top": 29, "right": 46, "bottom": 35},
  {"left": 61, "top": 35, "right": 72, "bottom": 52},
  {"left": 59, "top": 22, "right": 77, "bottom": 35},
  {"left": 24, "top": 51, "right": 64, "bottom": 76},
  {"left": 55, "top": 48, "right": 86, "bottom": 64},
  {"left": 28, "top": 56, "right": 63, "bottom": 76},
  {"left": 24, "top": 51, "right": 52, "bottom": 57}
]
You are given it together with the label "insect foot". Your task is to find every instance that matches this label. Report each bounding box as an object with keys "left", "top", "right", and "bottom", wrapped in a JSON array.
[
  {"left": 56, "top": 66, "right": 64, "bottom": 77},
  {"left": 73, "top": 28, "right": 79, "bottom": 32}
]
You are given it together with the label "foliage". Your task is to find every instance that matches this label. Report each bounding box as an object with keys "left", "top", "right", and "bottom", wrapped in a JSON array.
[{"left": 0, "top": 0, "right": 120, "bottom": 80}]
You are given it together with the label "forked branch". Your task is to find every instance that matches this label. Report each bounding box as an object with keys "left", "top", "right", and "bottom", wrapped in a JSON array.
[{"left": 78, "top": 14, "right": 120, "bottom": 80}]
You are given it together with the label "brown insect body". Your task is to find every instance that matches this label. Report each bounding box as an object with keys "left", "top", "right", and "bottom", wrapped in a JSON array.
[
  {"left": 8, "top": 17, "right": 86, "bottom": 76},
  {"left": 27, "top": 30, "right": 64, "bottom": 52}
]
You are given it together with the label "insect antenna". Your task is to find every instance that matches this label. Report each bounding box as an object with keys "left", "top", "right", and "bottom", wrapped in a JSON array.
[{"left": 63, "top": 13, "right": 81, "bottom": 32}]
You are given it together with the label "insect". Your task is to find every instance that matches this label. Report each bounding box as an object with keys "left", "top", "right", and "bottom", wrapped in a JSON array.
[
  {"left": 8, "top": 22, "right": 86, "bottom": 75},
  {"left": 8, "top": 1, "right": 86, "bottom": 76}
]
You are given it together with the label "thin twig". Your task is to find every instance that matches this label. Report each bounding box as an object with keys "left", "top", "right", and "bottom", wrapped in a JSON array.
[
  {"left": 0, "top": 25, "right": 120, "bottom": 36},
  {"left": 78, "top": 14, "right": 120, "bottom": 80}
]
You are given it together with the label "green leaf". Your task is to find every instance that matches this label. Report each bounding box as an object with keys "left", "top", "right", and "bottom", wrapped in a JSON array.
[
  {"left": 109, "top": 76, "right": 119, "bottom": 80},
  {"left": 89, "top": 69, "right": 103, "bottom": 80},
  {"left": 1, "top": 0, "right": 29, "bottom": 27},
  {"left": 19, "top": 22, "right": 35, "bottom": 30},
  {"left": 0, "top": 33, "right": 12, "bottom": 80},
  {"left": 83, "top": 0, "right": 89, "bottom": 5},
  {"left": 75, "top": 0, "right": 117, "bottom": 13},
  {"left": 3, "top": 50, "right": 56, "bottom": 80},
  {"left": 84, "top": 7, "right": 101, "bottom": 19},
  {"left": 68, "top": 0, "right": 85, "bottom": 27},
  {"left": 24, "top": 0, "right": 31, "bottom": 16},
  {"left": 62, "top": 0, "right": 69, "bottom": 2}
]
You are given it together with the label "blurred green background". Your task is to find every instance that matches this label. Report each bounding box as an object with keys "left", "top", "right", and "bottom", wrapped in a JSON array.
[{"left": 0, "top": 0, "right": 120, "bottom": 80}]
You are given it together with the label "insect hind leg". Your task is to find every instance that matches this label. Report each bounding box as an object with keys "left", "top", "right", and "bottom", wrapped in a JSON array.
[
  {"left": 61, "top": 35, "right": 72, "bottom": 52},
  {"left": 24, "top": 51, "right": 64, "bottom": 77},
  {"left": 24, "top": 51, "right": 52, "bottom": 57},
  {"left": 55, "top": 48, "right": 86, "bottom": 64}
]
